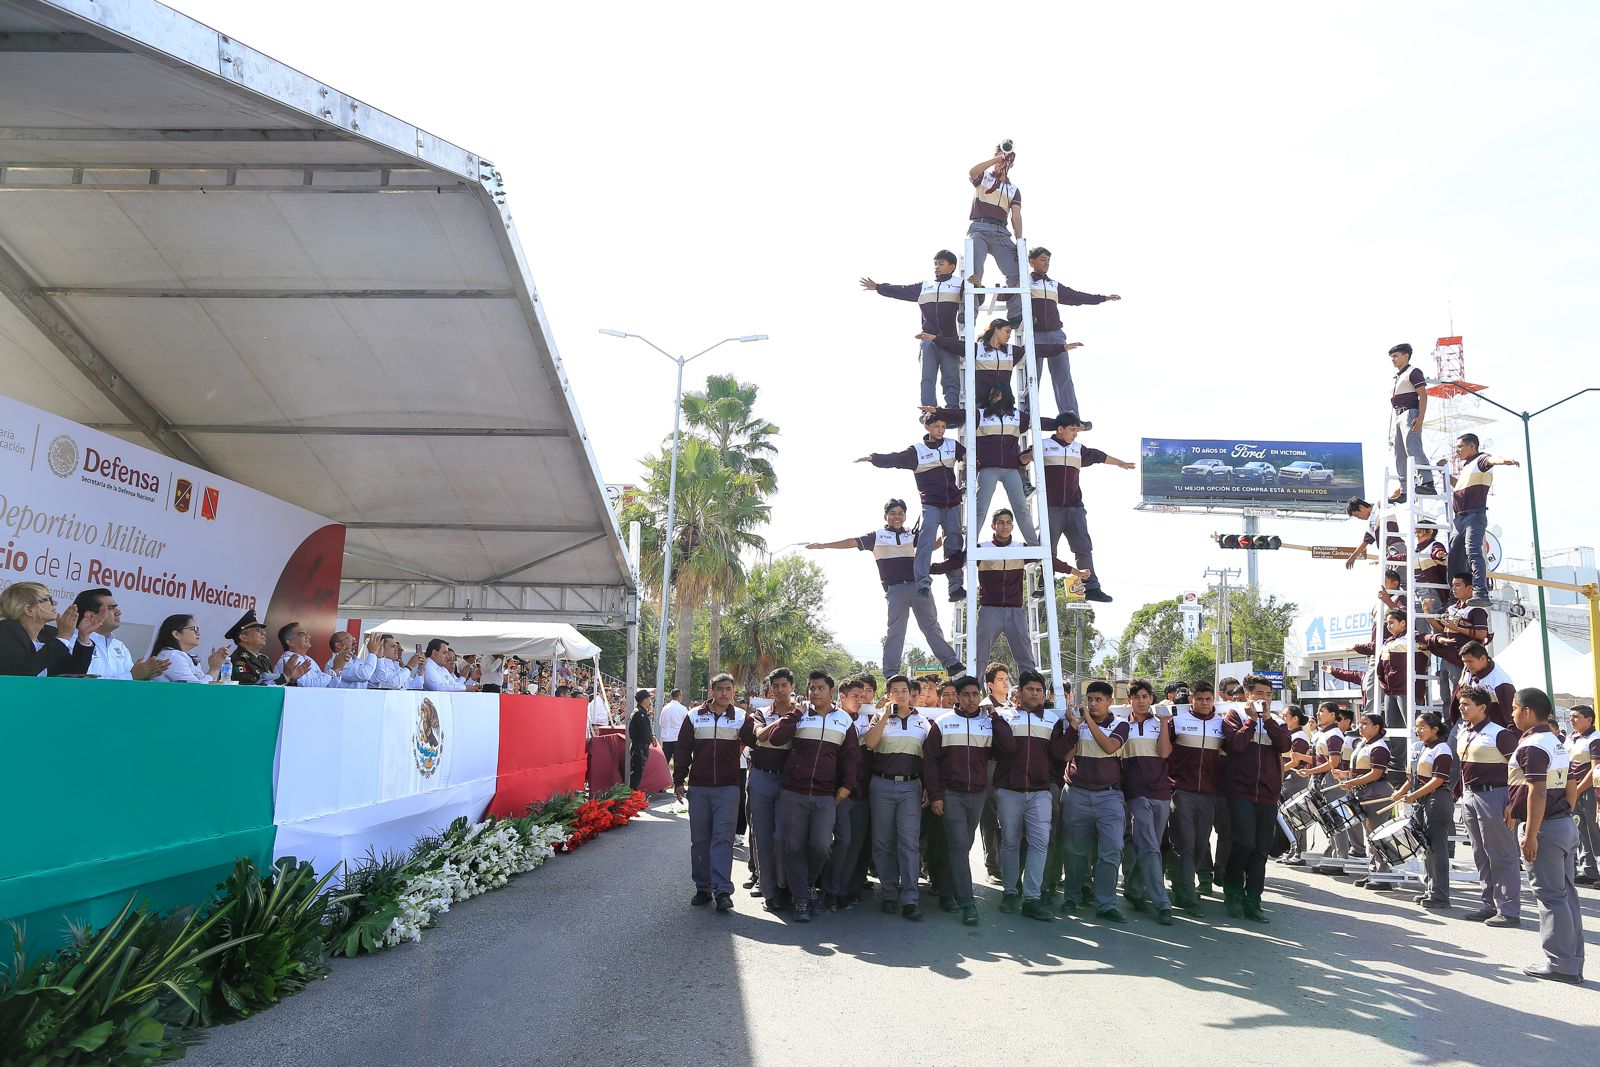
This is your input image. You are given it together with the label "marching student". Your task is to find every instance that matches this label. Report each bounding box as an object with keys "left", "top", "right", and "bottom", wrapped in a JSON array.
[
  {"left": 978, "top": 663, "right": 1012, "bottom": 884},
  {"left": 1219, "top": 675, "right": 1291, "bottom": 922},
  {"left": 1169, "top": 680, "right": 1227, "bottom": 910},
  {"left": 1059, "top": 679, "right": 1131, "bottom": 922},
  {"left": 1297, "top": 700, "right": 1353, "bottom": 871},
  {"left": 1454, "top": 684, "right": 1522, "bottom": 925},
  {"left": 673, "top": 674, "right": 750, "bottom": 913},
  {"left": 991, "top": 669, "right": 1069, "bottom": 920},
  {"left": 859, "top": 411, "right": 966, "bottom": 603},
  {"left": 1384, "top": 343, "right": 1437, "bottom": 502},
  {"left": 806, "top": 499, "right": 964, "bottom": 676},
  {"left": 924, "top": 674, "right": 1003, "bottom": 926},
  {"left": 1568, "top": 705, "right": 1600, "bottom": 886},
  {"left": 1352, "top": 609, "right": 1429, "bottom": 729},
  {"left": 741, "top": 668, "right": 797, "bottom": 913},
  {"left": 1421, "top": 573, "right": 1492, "bottom": 700},
  {"left": 860, "top": 250, "right": 965, "bottom": 408},
  {"left": 1120, "top": 680, "right": 1175, "bottom": 925},
  {"left": 1447, "top": 432, "right": 1519, "bottom": 606},
  {"left": 1392, "top": 710, "right": 1454, "bottom": 910},
  {"left": 819, "top": 675, "right": 869, "bottom": 912},
  {"left": 936, "top": 509, "right": 1037, "bottom": 672},
  {"left": 1024, "top": 247, "right": 1120, "bottom": 417},
  {"left": 965, "top": 143, "right": 1025, "bottom": 323},
  {"left": 1456, "top": 641, "right": 1516, "bottom": 729},
  {"left": 1508, "top": 687, "right": 1583, "bottom": 983},
  {"left": 924, "top": 384, "right": 1040, "bottom": 544},
  {"left": 863, "top": 674, "right": 932, "bottom": 920},
  {"left": 845, "top": 674, "right": 880, "bottom": 902},
  {"left": 1278, "top": 705, "right": 1316, "bottom": 867},
  {"left": 1335, "top": 712, "right": 1396, "bottom": 888},
  {"left": 767, "top": 672, "right": 860, "bottom": 924},
  {"left": 1037, "top": 411, "right": 1133, "bottom": 604}
]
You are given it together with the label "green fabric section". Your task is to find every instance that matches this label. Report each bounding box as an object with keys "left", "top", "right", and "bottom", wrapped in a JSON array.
[{"left": 0, "top": 678, "right": 282, "bottom": 953}]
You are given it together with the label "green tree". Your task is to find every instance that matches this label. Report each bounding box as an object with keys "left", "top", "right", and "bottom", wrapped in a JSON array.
[
  {"left": 722, "top": 557, "right": 829, "bottom": 689},
  {"left": 1053, "top": 594, "right": 1103, "bottom": 679},
  {"left": 1199, "top": 585, "right": 1298, "bottom": 670},
  {"left": 1117, "top": 598, "right": 1187, "bottom": 678},
  {"left": 1169, "top": 640, "right": 1216, "bottom": 687}
]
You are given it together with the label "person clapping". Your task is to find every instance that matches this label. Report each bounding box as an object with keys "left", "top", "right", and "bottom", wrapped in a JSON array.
[
  {"left": 148, "top": 613, "right": 229, "bottom": 683},
  {"left": 0, "top": 581, "right": 100, "bottom": 676}
]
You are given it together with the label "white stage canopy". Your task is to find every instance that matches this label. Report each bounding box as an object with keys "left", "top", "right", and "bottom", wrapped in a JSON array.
[
  {"left": 0, "top": 0, "right": 636, "bottom": 629},
  {"left": 370, "top": 620, "right": 600, "bottom": 661},
  {"left": 1493, "top": 626, "right": 1594, "bottom": 702}
]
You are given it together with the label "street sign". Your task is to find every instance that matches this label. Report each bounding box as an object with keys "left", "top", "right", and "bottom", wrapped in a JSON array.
[
  {"left": 1310, "top": 545, "right": 1358, "bottom": 559},
  {"left": 1259, "top": 670, "right": 1285, "bottom": 686}
]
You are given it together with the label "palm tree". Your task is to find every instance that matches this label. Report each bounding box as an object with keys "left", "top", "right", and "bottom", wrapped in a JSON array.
[
  {"left": 680, "top": 374, "right": 779, "bottom": 493},
  {"left": 722, "top": 559, "right": 822, "bottom": 689}
]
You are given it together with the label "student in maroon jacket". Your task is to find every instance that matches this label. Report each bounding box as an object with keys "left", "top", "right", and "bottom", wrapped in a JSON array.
[
  {"left": 673, "top": 674, "right": 750, "bottom": 912},
  {"left": 1120, "top": 680, "right": 1175, "bottom": 925},
  {"left": 1392, "top": 710, "right": 1455, "bottom": 909},
  {"left": 858, "top": 411, "right": 967, "bottom": 603},
  {"left": 924, "top": 674, "right": 1005, "bottom": 926},
  {"left": 766, "top": 671, "right": 860, "bottom": 924},
  {"left": 860, "top": 250, "right": 965, "bottom": 408},
  {"left": 1456, "top": 641, "right": 1516, "bottom": 728},
  {"left": 990, "top": 669, "right": 1071, "bottom": 920},
  {"left": 1059, "top": 679, "right": 1132, "bottom": 921},
  {"left": 1220, "top": 675, "right": 1291, "bottom": 922}
]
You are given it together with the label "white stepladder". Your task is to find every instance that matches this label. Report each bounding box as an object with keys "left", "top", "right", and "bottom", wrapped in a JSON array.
[{"left": 949, "top": 235, "right": 1067, "bottom": 710}]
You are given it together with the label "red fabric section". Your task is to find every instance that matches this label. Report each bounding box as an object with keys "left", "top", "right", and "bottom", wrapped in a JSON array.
[
  {"left": 587, "top": 734, "right": 625, "bottom": 794},
  {"left": 488, "top": 696, "right": 588, "bottom": 816}
]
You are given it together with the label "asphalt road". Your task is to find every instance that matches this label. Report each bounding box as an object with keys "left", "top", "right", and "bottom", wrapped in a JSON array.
[{"left": 188, "top": 802, "right": 1599, "bottom": 1067}]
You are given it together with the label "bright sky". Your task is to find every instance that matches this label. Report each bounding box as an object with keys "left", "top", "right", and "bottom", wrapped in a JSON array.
[{"left": 175, "top": 0, "right": 1600, "bottom": 664}]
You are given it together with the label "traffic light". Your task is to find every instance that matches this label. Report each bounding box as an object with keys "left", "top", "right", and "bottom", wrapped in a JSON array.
[{"left": 1218, "top": 534, "right": 1282, "bottom": 550}]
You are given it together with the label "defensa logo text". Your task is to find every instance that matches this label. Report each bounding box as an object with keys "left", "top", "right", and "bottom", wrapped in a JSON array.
[{"left": 79, "top": 446, "right": 162, "bottom": 502}]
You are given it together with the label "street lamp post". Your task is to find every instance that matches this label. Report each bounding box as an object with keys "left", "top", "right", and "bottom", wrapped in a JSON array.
[
  {"left": 1460, "top": 386, "right": 1597, "bottom": 697},
  {"left": 599, "top": 329, "right": 769, "bottom": 749}
]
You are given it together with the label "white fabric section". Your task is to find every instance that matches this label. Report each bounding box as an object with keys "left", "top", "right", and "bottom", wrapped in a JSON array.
[
  {"left": 1493, "top": 626, "right": 1593, "bottom": 699},
  {"left": 272, "top": 689, "right": 501, "bottom": 877},
  {"left": 368, "top": 619, "right": 601, "bottom": 660}
]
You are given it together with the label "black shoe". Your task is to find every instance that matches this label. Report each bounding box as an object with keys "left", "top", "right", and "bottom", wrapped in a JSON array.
[
  {"left": 1057, "top": 895, "right": 1078, "bottom": 915},
  {"left": 902, "top": 903, "right": 924, "bottom": 921},
  {"left": 1156, "top": 909, "right": 1175, "bottom": 926},
  {"left": 823, "top": 895, "right": 841, "bottom": 913},
  {"left": 715, "top": 892, "right": 734, "bottom": 912},
  {"left": 762, "top": 898, "right": 784, "bottom": 914},
  {"left": 1179, "top": 898, "right": 1203, "bottom": 918},
  {"left": 1280, "top": 855, "right": 1306, "bottom": 867},
  {"left": 1022, "top": 480, "right": 1036, "bottom": 497},
  {"left": 1417, "top": 484, "right": 1438, "bottom": 496},
  {"left": 1096, "top": 907, "right": 1127, "bottom": 924},
  {"left": 791, "top": 901, "right": 811, "bottom": 923},
  {"left": 1311, "top": 865, "right": 1343, "bottom": 875},
  {"left": 944, "top": 661, "right": 967, "bottom": 676},
  {"left": 999, "top": 892, "right": 1020, "bottom": 914},
  {"left": 1484, "top": 914, "right": 1522, "bottom": 928},
  {"left": 1021, "top": 899, "right": 1055, "bottom": 922},
  {"left": 1037, "top": 889, "right": 1058, "bottom": 907},
  {"left": 1368, "top": 881, "right": 1393, "bottom": 892},
  {"left": 881, "top": 900, "right": 900, "bottom": 915},
  {"left": 691, "top": 890, "right": 714, "bottom": 906},
  {"left": 1422, "top": 899, "right": 1453, "bottom": 910},
  {"left": 1198, "top": 878, "right": 1214, "bottom": 896},
  {"left": 939, "top": 895, "right": 958, "bottom": 913},
  {"left": 1084, "top": 589, "right": 1113, "bottom": 603},
  {"left": 1352, "top": 878, "right": 1369, "bottom": 889},
  {"left": 1030, "top": 584, "right": 1045, "bottom": 600},
  {"left": 948, "top": 588, "right": 967, "bottom": 603},
  {"left": 743, "top": 874, "right": 759, "bottom": 889},
  {"left": 1242, "top": 902, "right": 1269, "bottom": 923},
  {"left": 1124, "top": 892, "right": 1152, "bottom": 914},
  {"left": 1225, "top": 899, "right": 1242, "bottom": 919},
  {"left": 1522, "top": 965, "right": 1583, "bottom": 985},
  {"left": 1575, "top": 874, "right": 1600, "bottom": 887},
  {"left": 1462, "top": 906, "right": 1496, "bottom": 922},
  {"left": 961, "top": 903, "right": 980, "bottom": 926}
]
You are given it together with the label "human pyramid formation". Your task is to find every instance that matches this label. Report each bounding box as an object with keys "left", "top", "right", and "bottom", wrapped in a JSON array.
[{"left": 805, "top": 139, "right": 1129, "bottom": 677}]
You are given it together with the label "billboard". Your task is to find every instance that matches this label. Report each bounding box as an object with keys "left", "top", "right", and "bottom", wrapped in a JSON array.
[
  {"left": 1140, "top": 438, "right": 1363, "bottom": 511},
  {"left": 0, "top": 393, "right": 345, "bottom": 656}
]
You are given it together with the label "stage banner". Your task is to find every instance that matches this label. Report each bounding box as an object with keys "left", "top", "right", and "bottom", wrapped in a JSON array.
[
  {"left": 272, "top": 689, "right": 501, "bottom": 877},
  {"left": 488, "top": 695, "right": 589, "bottom": 817},
  {"left": 1140, "top": 437, "right": 1364, "bottom": 511},
  {"left": 0, "top": 678, "right": 282, "bottom": 954},
  {"left": 0, "top": 393, "right": 345, "bottom": 656}
]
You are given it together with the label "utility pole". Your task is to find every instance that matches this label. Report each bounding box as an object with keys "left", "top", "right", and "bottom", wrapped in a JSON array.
[
  {"left": 1204, "top": 566, "right": 1241, "bottom": 684},
  {"left": 1242, "top": 514, "right": 1260, "bottom": 590}
]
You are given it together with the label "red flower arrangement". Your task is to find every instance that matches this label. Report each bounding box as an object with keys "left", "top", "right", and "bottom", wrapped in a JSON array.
[{"left": 557, "top": 790, "right": 650, "bottom": 852}]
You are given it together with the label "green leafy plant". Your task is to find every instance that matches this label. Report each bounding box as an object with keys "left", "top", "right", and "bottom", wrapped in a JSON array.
[
  {"left": 324, "top": 851, "right": 419, "bottom": 959},
  {"left": 0, "top": 898, "right": 245, "bottom": 1067},
  {"left": 525, "top": 791, "right": 585, "bottom": 828},
  {"left": 200, "top": 858, "right": 345, "bottom": 1023}
]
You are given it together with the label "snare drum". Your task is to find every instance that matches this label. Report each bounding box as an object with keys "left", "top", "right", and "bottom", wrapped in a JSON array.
[
  {"left": 1321, "top": 791, "right": 1362, "bottom": 833},
  {"left": 1281, "top": 788, "right": 1332, "bottom": 836},
  {"left": 1368, "top": 817, "right": 1425, "bottom": 866}
]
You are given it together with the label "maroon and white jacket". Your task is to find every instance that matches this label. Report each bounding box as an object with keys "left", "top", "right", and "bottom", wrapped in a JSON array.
[
  {"left": 1457, "top": 720, "right": 1517, "bottom": 790},
  {"left": 673, "top": 703, "right": 750, "bottom": 788},
  {"left": 927, "top": 404, "right": 1029, "bottom": 470},
  {"left": 1062, "top": 714, "right": 1130, "bottom": 791},
  {"left": 1120, "top": 714, "right": 1171, "bottom": 801},
  {"left": 1220, "top": 709, "right": 1291, "bottom": 803},
  {"left": 923, "top": 708, "right": 1000, "bottom": 799},
  {"left": 740, "top": 705, "right": 794, "bottom": 776},
  {"left": 992, "top": 705, "right": 1068, "bottom": 792},
  {"left": 769, "top": 703, "right": 861, "bottom": 797},
  {"left": 874, "top": 276, "right": 964, "bottom": 355},
  {"left": 1168, "top": 706, "right": 1225, "bottom": 794},
  {"left": 1027, "top": 272, "right": 1110, "bottom": 336},
  {"left": 869, "top": 435, "right": 964, "bottom": 509}
]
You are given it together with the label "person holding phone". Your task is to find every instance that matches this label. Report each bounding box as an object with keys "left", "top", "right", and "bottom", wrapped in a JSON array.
[
  {"left": 863, "top": 675, "right": 932, "bottom": 920},
  {"left": 1058, "top": 679, "right": 1130, "bottom": 922}
]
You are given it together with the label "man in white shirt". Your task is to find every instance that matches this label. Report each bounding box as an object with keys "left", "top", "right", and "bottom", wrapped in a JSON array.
[
  {"left": 72, "top": 587, "right": 163, "bottom": 681},
  {"left": 423, "top": 639, "right": 480, "bottom": 692},
  {"left": 368, "top": 635, "right": 425, "bottom": 690},
  {"left": 659, "top": 687, "right": 690, "bottom": 762},
  {"left": 274, "top": 621, "right": 348, "bottom": 688},
  {"left": 325, "top": 630, "right": 383, "bottom": 688}
]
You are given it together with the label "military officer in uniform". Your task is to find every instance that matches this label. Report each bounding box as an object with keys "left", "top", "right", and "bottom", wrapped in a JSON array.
[{"left": 226, "top": 610, "right": 281, "bottom": 685}]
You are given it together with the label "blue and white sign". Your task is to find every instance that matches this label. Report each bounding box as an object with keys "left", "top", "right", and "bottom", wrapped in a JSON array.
[{"left": 1302, "top": 609, "right": 1371, "bottom": 654}]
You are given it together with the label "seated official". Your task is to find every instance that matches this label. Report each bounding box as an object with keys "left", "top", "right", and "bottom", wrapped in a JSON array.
[
  {"left": 368, "top": 635, "right": 425, "bottom": 690},
  {"left": 149, "top": 613, "right": 229, "bottom": 683},
  {"left": 0, "top": 581, "right": 99, "bottom": 677},
  {"left": 273, "top": 622, "right": 344, "bottom": 687},
  {"left": 423, "top": 639, "right": 481, "bottom": 692},
  {"left": 226, "top": 610, "right": 279, "bottom": 685},
  {"left": 72, "top": 587, "right": 164, "bottom": 680},
  {"left": 325, "top": 630, "right": 382, "bottom": 688}
]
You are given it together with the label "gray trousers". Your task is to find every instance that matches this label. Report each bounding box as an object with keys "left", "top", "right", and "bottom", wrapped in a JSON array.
[
  {"left": 1353, "top": 782, "right": 1394, "bottom": 872},
  {"left": 1575, "top": 787, "right": 1600, "bottom": 879},
  {"left": 1390, "top": 408, "right": 1436, "bottom": 493},
  {"left": 1046, "top": 504, "right": 1100, "bottom": 592},
  {"left": 941, "top": 789, "right": 987, "bottom": 904},
  {"left": 821, "top": 796, "right": 856, "bottom": 896},
  {"left": 975, "top": 605, "right": 1035, "bottom": 674},
  {"left": 1280, "top": 774, "right": 1309, "bottom": 854},
  {"left": 747, "top": 769, "right": 786, "bottom": 899},
  {"left": 883, "top": 581, "right": 958, "bottom": 673},
  {"left": 1034, "top": 329, "right": 1080, "bottom": 416},
  {"left": 996, "top": 788, "right": 1052, "bottom": 900},
  {"left": 1315, "top": 772, "right": 1356, "bottom": 857},
  {"left": 920, "top": 340, "right": 961, "bottom": 408},
  {"left": 1062, "top": 787, "right": 1126, "bottom": 912},
  {"left": 967, "top": 219, "right": 1020, "bottom": 320},
  {"left": 915, "top": 504, "right": 964, "bottom": 594},
  {"left": 980, "top": 765, "right": 1001, "bottom": 876},
  {"left": 1171, "top": 790, "right": 1216, "bottom": 897},
  {"left": 1462, "top": 787, "right": 1520, "bottom": 918},
  {"left": 1126, "top": 796, "right": 1173, "bottom": 910},
  {"left": 975, "top": 467, "right": 1039, "bottom": 542},
  {"left": 688, "top": 784, "right": 740, "bottom": 895},
  {"left": 1448, "top": 506, "right": 1490, "bottom": 600},
  {"left": 1414, "top": 791, "right": 1453, "bottom": 903},
  {"left": 870, "top": 778, "right": 924, "bottom": 905},
  {"left": 779, "top": 791, "right": 836, "bottom": 902},
  {"left": 1526, "top": 814, "right": 1585, "bottom": 976}
]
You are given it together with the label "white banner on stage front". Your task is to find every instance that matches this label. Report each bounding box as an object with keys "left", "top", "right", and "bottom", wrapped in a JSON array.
[
  {"left": 271, "top": 688, "right": 502, "bottom": 877},
  {"left": 0, "top": 393, "right": 342, "bottom": 649}
]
